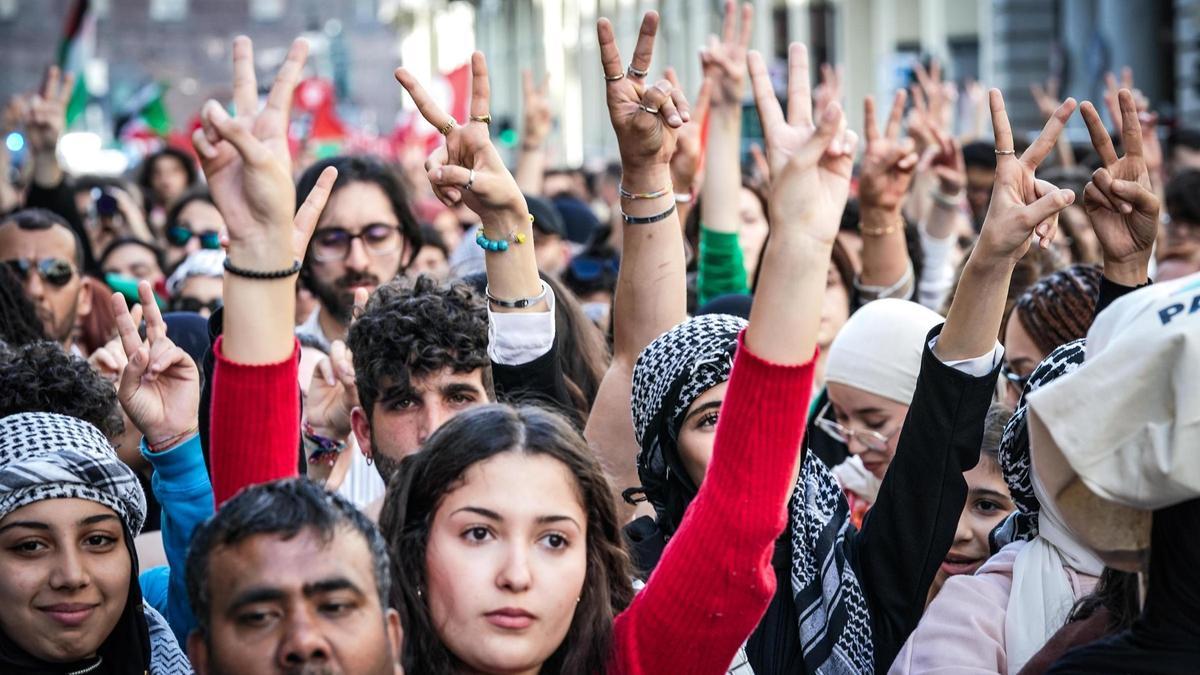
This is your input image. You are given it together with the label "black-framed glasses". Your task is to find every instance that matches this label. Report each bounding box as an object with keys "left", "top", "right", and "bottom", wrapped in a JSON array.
[
  {"left": 311, "top": 223, "right": 404, "bottom": 262},
  {"left": 170, "top": 296, "right": 223, "bottom": 315},
  {"left": 3, "top": 257, "right": 76, "bottom": 288},
  {"left": 812, "top": 400, "right": 897, "bottom": 452},
  {"left": 1000, "top": 362, "right": 1031, "bottom": 395},
  {"left": 167, "top": 225, "right": 222, "bottom": 250}
]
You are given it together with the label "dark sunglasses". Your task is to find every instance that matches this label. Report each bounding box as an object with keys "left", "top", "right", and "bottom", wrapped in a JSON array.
[
  {"left": 1000, "top": 362, "right": 1031, "bottom": 394},
  {"left": 3, "top": 257, "right": 76, "bottom": 288},
  {"left": 167, "top": 225, "right": 222, "bottom": 250},
  {"left": 170, "top": 296, "right": 223, "bottom": 314},
  {"left": 568, "top": 255, "right": 620, "bottom": 281}
]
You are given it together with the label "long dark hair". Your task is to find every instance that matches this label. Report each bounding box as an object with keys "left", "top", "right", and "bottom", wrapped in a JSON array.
[
  {"left": 543, "top": 274, "right": 609, "bottom": 422},
  {"left": 380, "top": 404, "right": 634, "bottom": 673}
]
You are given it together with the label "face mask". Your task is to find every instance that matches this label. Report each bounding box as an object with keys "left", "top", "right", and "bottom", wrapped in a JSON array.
[{"left": 581, "top": 301, "right": 609, "bottom": 324}]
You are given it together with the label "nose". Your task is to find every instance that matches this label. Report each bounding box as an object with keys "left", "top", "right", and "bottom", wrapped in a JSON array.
[
  {"left": 496, "top": 544, "right": 533, "bottom": 593},
  {"left": 845, "top": 433, "right": 869, "bottom": 457},
  {"left": 186, "top": 237, "right": 201, "bottom": 254},
  {"left": 344, "top": 236, "right": 370, "bottom": 272},
  {"left": 416, "top": 405, "right": 447, "bottom": 445},
  {"left": 278, "top": 608, "right": 332, "bottom": 667},
  {"left": 48, "top": 547, "right": 90, "bottom": 591},
  {"left": 24, "top": 271, "right": 45, "bottom": 302},
  {"left": 953, "top": 512, "right": 974, "bottom": 546}
]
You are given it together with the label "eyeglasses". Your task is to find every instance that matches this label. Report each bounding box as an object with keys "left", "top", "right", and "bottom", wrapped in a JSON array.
[
  {"left": 3, "top": 257, "right": 76, "bottom": 288},
  {"left": 311, "top": 224, "right": 404, "bottom": 262},
  {"left": 567, "top": 255, "right": 620, "bottom": 281},
  {"left": 1000, "top": 362, "right": 1030, "bottom": 396},
  {"left": 170, "top": 296, "right": 223, "bottom": 314},
  {"left": 167, "top": 225, "right": 222, "bottom": 250},
  {"left": 812, "top": 400, "right": 897, "bottom": 452}
]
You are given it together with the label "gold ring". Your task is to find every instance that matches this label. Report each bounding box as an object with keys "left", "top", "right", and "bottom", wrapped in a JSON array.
[
  {"left": 605, "top": 71, "right": 626, "bottom": 82},
  {"left": 438, "top": 119, "right": 457, "bottom": 136},
  {"left": 994, "top": 149, "right": 1016, "bottom": 155},
  {"left": 470, "top": 114, "right": 491, "bottom": 125}
]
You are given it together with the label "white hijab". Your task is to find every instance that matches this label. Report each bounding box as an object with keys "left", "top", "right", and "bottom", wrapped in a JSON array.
[{"left": 825, "top": 299, "right": 943, "bottom": 405}]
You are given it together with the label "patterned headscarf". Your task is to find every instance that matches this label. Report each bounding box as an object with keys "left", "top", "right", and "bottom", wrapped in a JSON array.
[
  {"left": 0, "top": 412, "right": 146, "bottom": 535},
  {"left": 630, "top": 314, "right": 746, "bottom": 535},
  {"left": 991, "top": 339, "right": 1087, "bottom": 550}
]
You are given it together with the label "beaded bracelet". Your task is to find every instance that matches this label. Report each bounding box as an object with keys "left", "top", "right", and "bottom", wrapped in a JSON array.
[
  {"left": 485, "top": 280, "right": 549, "bottom": 309},
  {"left": 302, "top": 421, "right": 348, "bottom": 466},
  {"left": 621, "top": 202, "right": 677, "bottom": 225},
  {"left": 224, "top": 258, "right": 302, "bottom": 279},
  {"left": 475, "top": 214, "right": 533, "bottom": 252},
  {"left": 860, "top": 220, "right": 901, "bottom": 236},
  {"left": 619, "top": 184, "right": 672, "bottom": 200}
]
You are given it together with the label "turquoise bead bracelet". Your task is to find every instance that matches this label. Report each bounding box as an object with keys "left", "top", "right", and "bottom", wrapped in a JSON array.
[{"left": 475, "top": 214, "right": 533, "bottom": 252}]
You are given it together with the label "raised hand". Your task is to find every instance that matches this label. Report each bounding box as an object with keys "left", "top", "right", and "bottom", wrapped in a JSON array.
[
  {"left": 666, "top": 67, "right": 712, "bottom": 196},
  {"left": 928, "top": 127, "right": 966, "bottom": 197},
  {"left": 112, "top": 281, "right": 200, "bottom": 450},
  {"left": 700, "top": 1, "right": 753, "bottom": 107},
  {"left": 1030, "top": 75, "right": 1062, "bottom": 121},
  {"left": 521, "top": 70, "right": 553, "bottom": 148},
  {"left": 1080, "top": 89, "right": 1158, "bottom": 281},
  {"left": 859, "top": 90, "right": 918, "bottom": 213},
  {"left": 912, "top": 59, "right": 951, "bottom": 133},
  {"left": 26, "top": 66, "right": 74, "bottom": 156},
  {"left": 748, "top": 43, "right": 857, "bottom": 246},
  {"left": 1102, "top": 68, "right": 1162, "bottom": 184},
  {"left": 976, "top": 89, "right": 1077, "bottom": 262},
  {"left": 812, "top": 63, "right": 844, "bottom": 123},
  {"left": 306, "top": 338, "right": 358, "bottom": 448}
]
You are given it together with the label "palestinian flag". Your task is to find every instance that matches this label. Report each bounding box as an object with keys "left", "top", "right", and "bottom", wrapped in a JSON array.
[
  {"left": 57, "top": 0, "right": 95, "bottom": 126},
  {"left": 116, "top": 81, "right": 172, "bottom": 138}
]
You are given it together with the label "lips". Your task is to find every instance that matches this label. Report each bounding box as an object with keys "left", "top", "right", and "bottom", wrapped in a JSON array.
[
  {"left": 38, "top": 603, "right": 98, "bottom": 627},
  {"left": 939, "top": 553, "right": 983, "bottom": 577},
  {"left": 485, "top": 607, "right": 536, "bottom": 630}
]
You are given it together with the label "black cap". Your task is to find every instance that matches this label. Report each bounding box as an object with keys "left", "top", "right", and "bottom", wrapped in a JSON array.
[{"left": 525, "top": 195, "right": 566, "bottom": 238}]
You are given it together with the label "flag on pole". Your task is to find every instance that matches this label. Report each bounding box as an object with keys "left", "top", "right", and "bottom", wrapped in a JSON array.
[
  {"left": 57, "top": 0, "right": 95, "bottom": 126},
  {"left": 116, "top": 81, "right": 172, "bottom": 137}
]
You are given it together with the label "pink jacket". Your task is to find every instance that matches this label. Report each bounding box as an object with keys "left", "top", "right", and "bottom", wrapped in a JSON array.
[{"left": 888, "top": 542, "right": 1098, "bottom": 674}]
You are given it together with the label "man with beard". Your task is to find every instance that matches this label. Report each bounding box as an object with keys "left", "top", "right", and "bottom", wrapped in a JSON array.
[
  {"left": 0, "top": 209, "right": 92, "bottom": 353},
  {"left": 295, "top": 156, "right": 423, "bottom": 350}
]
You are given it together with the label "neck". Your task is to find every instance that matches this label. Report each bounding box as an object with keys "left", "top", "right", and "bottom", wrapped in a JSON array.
[
  {"left": 317, "top": 305, "right": 349, "bottom": 344},
  {"left": 813, "top": 349, "right": 830, "bottom": 391}
]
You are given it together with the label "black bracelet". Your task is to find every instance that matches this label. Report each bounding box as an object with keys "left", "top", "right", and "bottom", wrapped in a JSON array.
[
  {"left": 223, "top": 257, "right": 302, "bottom": 279},
  {"left": 621, "top": 202, "right": 677, "bottom": 225}
]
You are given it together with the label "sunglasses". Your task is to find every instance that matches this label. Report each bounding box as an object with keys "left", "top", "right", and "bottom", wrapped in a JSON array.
[
  {"left": 167, "top": 225, "right": 222, "bottom": 250},
  {"left": 170, "top": 296, "right": 223, "bottom": 314},
  {"left": 3, "top": 257, "right": 76, "bottom": 288}
]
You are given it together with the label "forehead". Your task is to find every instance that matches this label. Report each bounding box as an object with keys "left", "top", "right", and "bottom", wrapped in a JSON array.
[
  {"left": 179, "top": 275, "right": 223, "bottom": 297},
  {"left": 206, "top": 528, "right": 377, "bottom": 603},
  {"left": 318, "top": 181, "right": 399, "bottom": 228},
  {"left": 0, "top": 222, "right": 77, "bottom": 261},
  {"left": 1003, "top": 311, "right": 1042, "bottom": 363},
  {"left": 826, "top": 381, "right": 907, "bottom": 414},
  {"left": 383, "top": 366, "right": 486, "bottom": 394},
  {"left": 178, "top": 200, "right": 223, "bottom": 225},
  {"left": 440, "top": 452, "right": 586, "bottom": 522},
  {"left": 0, "top": 497, "right": 119, "bottom": 528},
  {"left": 104, "top": 243, "right": 158, "bottom": 267}
]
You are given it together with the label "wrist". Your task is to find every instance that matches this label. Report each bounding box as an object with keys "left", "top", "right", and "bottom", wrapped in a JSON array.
[
  {"left": 145, "top": 424, "right": 199, "bottom": 453},
  {"left": 226, "top": 235, "right": 296, "bottom": 270},
  {"left": 1103, "top": 254, "right": 1151, "bottom": 286},
  {"left": 619, "top": 164, "right": 671, "bottom": 194}
]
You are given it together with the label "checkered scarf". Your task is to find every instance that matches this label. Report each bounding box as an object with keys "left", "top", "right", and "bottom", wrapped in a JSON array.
[{"left": 0, "top": 412, "right": 146, "bottom": 536}]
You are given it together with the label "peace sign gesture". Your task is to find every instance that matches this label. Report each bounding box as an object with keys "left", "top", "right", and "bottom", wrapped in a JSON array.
[
  {"left": 1080, "top": 89, "right": 1158, "bottom": 272},
  {"left": 700, "top": 1, "right": 753, "bottom": 108},
  {"left": 748, "top": 43, "right": 857, "bottom": 246},
  {"left": 859, "top": 90, "right": 918, "bottom": 213},
  {"left": 26, "top": 65, "right": 74, "bottom": 156},
  {"left": 976, "top": 89, "right": 1077, "bottom": 263},
  {"left": 112, "top": 281, "right": 200, "bottom": 451},
  {"left": 597, "top": 12, "right": 690, "bottom": 176}
]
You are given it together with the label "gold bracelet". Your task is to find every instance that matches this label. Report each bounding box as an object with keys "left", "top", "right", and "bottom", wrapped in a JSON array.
[{"left": 861, "top": 222, "right": 901, "bottom": 237}]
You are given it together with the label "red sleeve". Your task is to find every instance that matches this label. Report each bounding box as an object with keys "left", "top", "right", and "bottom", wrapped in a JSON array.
[
  {"left": 610, "top": 332, "right": 815, "bottom": 674},
  {"left": 209, "top": 335, "right": 301, "bottom": 507}
]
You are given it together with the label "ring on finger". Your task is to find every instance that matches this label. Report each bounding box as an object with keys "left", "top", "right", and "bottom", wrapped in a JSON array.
[
  {"left": 638, "top": 103, "right": 660, "bottom": 115},
  {"left": 994, "top": 149, "right": 1016, "bottom": 156},
  {"left": 463, "top": 169, "right": 476, "bottom": 192},
  {"left": 604, "top": 71, "right": 626, "bottom": 82},
  {"left": 470, "top": 114, "right": 491, "bottom": 125},
  {"left": 438, "top": 119, "right": 457, "bottom": 136},
  {"left": 627, "top": 65, "right": 649, "bottom": 79}
]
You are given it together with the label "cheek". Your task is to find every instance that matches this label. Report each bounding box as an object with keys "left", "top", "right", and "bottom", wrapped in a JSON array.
[
  {"left": 424, "top": 533, "right": 480, "bottom": 631},
  {"left": 674, "top": 428, "right": 715, "bottom": 486}
]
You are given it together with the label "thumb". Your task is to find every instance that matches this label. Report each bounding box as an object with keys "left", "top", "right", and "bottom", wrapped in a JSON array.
[
  {"left": 1108, "top": 178, "right": 1158, "bottom": 213},
  {"left": 1021, "top": 188, "right": 1075, "bottom": 228},
  {"left": 202, "top": 100, "right": 270, "bottom": 166}
]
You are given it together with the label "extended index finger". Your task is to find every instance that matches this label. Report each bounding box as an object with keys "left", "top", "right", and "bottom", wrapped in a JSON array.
[
  {"left": 1117, "top": 89, "right": 1143, "bottom": 157},
  {"left": 749, "top": 50, "right": 785, "bottom": 139},
  {"left": 785, "top": 42, "right": 812, "bottom": 126},
  {"left": 232, "top": 36, "right": 259, "bottom": 117},
  {"left": 597, "top": 18, "right": 624, "bottom": 80},
  {"left": 1021, "top": 97, "right": 1076, "bottom": 169},
  {"left": 989, "top": 88, "right": 1015, "bottom": 155},
  {"left": 111, "top": 293, "right": 143, "bottom": 359},
  {"left": 885, "top": 88, "right": 907, "bottom": 139},
  {"left": 628, "top": 12, "right": 660, "bottom": 76},
  {"left": 263, "top": 38, "right": 309, "bottom": 120},
  {"left": 469, "top": 51, "right": 490, "bottom": 118},
  {"left": 138, "top": 281, "right": 167, "bottom": 343},
  {"left": 394, "top": 67, "right": 454, "bottom": 129},
  {"left": 1080, "top": 101, "right": 1118, "bottom": 166}
]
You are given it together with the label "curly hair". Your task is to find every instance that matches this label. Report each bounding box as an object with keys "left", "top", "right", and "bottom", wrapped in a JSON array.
[
  {"left": 380, "top": 404, "right": 634, "bottom": 674},
  {"left": 0, "top": 340, "right": 124, "bottom": 438},
  {"left": 1011, "top": 264, "right": 1102, "bottom": 354},
  {"left": 348, "top": 275, "right": 492, "bottom": 418},
  {"left": 0, "top": 263, "right": 47, "bottom": 347}
]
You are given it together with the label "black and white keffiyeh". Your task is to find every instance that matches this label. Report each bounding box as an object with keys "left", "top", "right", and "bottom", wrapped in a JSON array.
[
  {"left": 991, "top": 339, "right": 1087, "bottom": 550},
  {"left": 0, "top": 412, "right": 146, "bottom": 535}
]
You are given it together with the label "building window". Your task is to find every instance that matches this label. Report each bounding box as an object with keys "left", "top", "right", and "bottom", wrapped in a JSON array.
[
  {"left": 149, "top": 0, "right": 187, "bottom": 21},
  {"left": 251, "top": 0, "right": 284, "bottom": 21}
]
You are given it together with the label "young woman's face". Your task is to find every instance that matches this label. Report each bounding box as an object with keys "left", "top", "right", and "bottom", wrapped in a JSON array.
[
  {"left": 675, "top": 381, "right": 730, "bottom": 487},
  {"left": 425, "top": 451, "right": 588, "bottom": 674},
  {"left": 738, "top": 187, "right": 770, "bottom": 281},
  {"left": 1001, "top": 309, "right": 1045, "bottom": 408},
  {"left": 819, "top": 265, "right": 851, "bottom": 348},
  {"left": 933, "top": 457, "right": 1015, "bottom": 594},
  {"left": 0, "top": 498, "right": 130, "bottom": 663},
  {"left": 825, "top": 382, "right": 909, "bottom": 479}
]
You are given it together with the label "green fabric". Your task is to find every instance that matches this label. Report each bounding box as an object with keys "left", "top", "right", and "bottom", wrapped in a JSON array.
[{"left": 697, "top": 224, "right": 749, "bottom": 306}]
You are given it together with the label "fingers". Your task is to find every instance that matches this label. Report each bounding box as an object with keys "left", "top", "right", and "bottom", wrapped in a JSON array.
[
  {"left": 1022, "top": 187, "right": 1076, "bottom": 231},
  {"left": 295, "top": 166, "right": 339, "bottom": 248},
  {"left": 138, "top": 280, "right": 166, "bottom": 343},
  {"left": 750, "top": 142, "right": 769, "bottom": 184},
  {"left": 58, "top": 72, "right": 76, "bottom": 108},
  {"left": 885, "top": 88, "right": 907, "bottom": 139},
  {"left": 989, "top": 88, "right": 1015, "bottom": 155},
  {"left": 785, "top": 42, "right": 812, "bottom": 127},
  {"left": 40, "top": 65, "right": 60, "bottom": 102},
  {"left": 330, "top": 340, "right": 355, "bottom": 382},
  {"left": 641, "top": 80, "right": 684, "bottom": 127},
  {"left": 738, "top": 2, "right": 754, "bottom": 48},
  {"left": 352, "top": 288, "right": 370, "bottom": 320},
  {"left": 394, "top": 67, "right": 454, "bottom": 131},
  {"left": 232, "top": 36, "right": 259, "bottom": 117},
  {"left": 1083, "top": 180, "right": 1117, "bottom": 213},
  {"left": 1090, "top": 167, "right": 1129, "bottom": 213},
  {"left": 263, "top": 38, "right": 309, "bottom": 120},
  {"left": 202, "top": 99, "right": 271, "bottom": 166},
  {"left": 748, "top": 50, "right": 785, "bottom": 140},
  {"left": 863, "top": 95, "right": 879, "bottom": 144},
  {"left": 469, "top": 51, "right": 490, "bottom": 119},
  {"left": 628, "top": 11, "right": 660, "bottom": 77},
  {"left": 668, "top": 87, "right": 690, "bottom": 124},
  {"left": 1117, "top": 89, "right": 1143, "bottom": 157},
  {"left": 1109, "top": 174, "right": 1159, "bottom": 213},
  {"left": 315, "top": 355, "right": 336, "bottom": 387},
  {"left": 1021, "top": 97, "right": 1076, "bottom": 169},
  {"left": 112, "top": 292, "right": 143, "bottom": 360},
  {"left": 429, "top": 164, "right": 481, "bottom": 194},
  {"left": 807, "top": 102, "right": 844, "bottom": 162},
  {"left": 1080, "top": 100, "right": 1119, "bottom": 166},
  {"left": 597, "top": 18, "right": 624, "bottom": 80},
  {"left": 720, "top": 0, "right": 736, "bottom": 44},
  {"left": 1121, "top": 66, "right": 1134, "bottom": 90},
  {"left": 191, "top": 126, "right": 219, "bottom": 160}
]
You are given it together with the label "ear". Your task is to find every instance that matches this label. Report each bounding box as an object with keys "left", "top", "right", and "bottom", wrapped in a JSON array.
[
  {"left": 557, "top": 241, "right": 572, "bottom": 273},
  {"left": 187, "top": 631, "right": 210, "bottom": 675},
  {"left": 77, "top": 276, "right": 94, "bottom": 318},
  {"left": 351, "top": 405, "right": 374, "bottom": 461},
  {"left": 386, "top": 607, "right": 404, "bottom": 674}
]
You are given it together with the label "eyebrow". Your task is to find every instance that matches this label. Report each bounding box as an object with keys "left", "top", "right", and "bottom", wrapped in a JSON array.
[
  {"left": 441, "top": 382, "right": 483, "bottom": 398},
  {"left": 227, "top": 577, "right": 364, "bottom": 612},
  {"left": 683, "top": 400, "right": 722, "bottom": 424},
  {"left": 380, "top": 384, "right": 418, "bottom": 402},
  {"left": 451, "top": 506, "right": 582, "bottom": 530},
  {"left": 0, "top": 513, "right": 118, "bottom": 535},
  {"left": 971, "top": 489, "right": 1014, "bottom": 504}
]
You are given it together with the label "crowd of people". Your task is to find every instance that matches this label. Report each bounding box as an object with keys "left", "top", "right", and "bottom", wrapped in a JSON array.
[{"left": 0, "top": 3, "right": 1197, "bottom": 673}]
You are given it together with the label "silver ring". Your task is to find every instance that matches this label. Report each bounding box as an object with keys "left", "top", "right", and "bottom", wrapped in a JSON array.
[
  {"left": 994, "top": 149, "right": 1016, "bottom": 156},
  {"left": 463, "top": 169, "right": 476, "bottom": 192},
  {"left": 627, "top": 65, "right": 649, "bottom": 79},
  {"left": 638, "top": 103, "right": 660, "bottom": 115}
]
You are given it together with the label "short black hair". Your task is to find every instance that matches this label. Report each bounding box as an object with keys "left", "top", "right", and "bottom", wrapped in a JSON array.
[
  {"left": 99, "top": 236, "right": 167, "bottom": 276},
  {"left": 0, "top": 340, "right": 124, "bottom": 438},
  {"left": 1166, "top": 169, "right": 1200, "bottom": 224},
  {"left": 185, "top": 478, "right": 392, "bottom": 637},
  {"left": 295, "top": 155, "right": 423, "bottom": 286},
  {"left": 165, "top": 188, "right": 216, "bottom": 232},
  {"left": 347, "top": 275, "right": 491, "bottom": 418},
  {"left": 963, "top": 141, "right": 998, "bottom": 170},
  {"left": 2, "top": 208, "right": 85, "bottom": 269},
  {"left": 138, "top": 147, "right": 198, "bottom": 198},
  {"left": 1167, "top": 127, "right": 1200, "bottom": 156}
]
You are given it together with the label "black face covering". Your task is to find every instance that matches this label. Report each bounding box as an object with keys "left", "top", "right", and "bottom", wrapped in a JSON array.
[{"left": 0, "top": 526, "right": 150, "bottom": 675}]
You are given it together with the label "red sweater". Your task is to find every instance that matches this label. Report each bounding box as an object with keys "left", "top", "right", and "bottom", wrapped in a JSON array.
[{"left": 209, "top": 332, "right": 815, "bottom": 673}]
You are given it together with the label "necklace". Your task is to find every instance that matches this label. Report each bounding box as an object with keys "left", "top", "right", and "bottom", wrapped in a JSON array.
[{"left": 66, "top": 656, "right": 103, "bottom": 675}]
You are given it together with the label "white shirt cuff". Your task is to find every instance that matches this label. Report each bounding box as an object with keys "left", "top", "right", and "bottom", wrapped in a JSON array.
[
  {"left": 487, "top": 285, "right": 557, "bottom": 365},
  {"left": 928, "top": 335, "right": 1004, "bottom": 377}
]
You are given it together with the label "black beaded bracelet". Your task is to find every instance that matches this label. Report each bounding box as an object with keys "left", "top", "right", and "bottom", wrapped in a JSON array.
[
  {"left": 621, "top": 202, "right": 677, "bottom": 225},
  {"left": 223, "top": 257, "right": 302, "bottom": 280}
]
